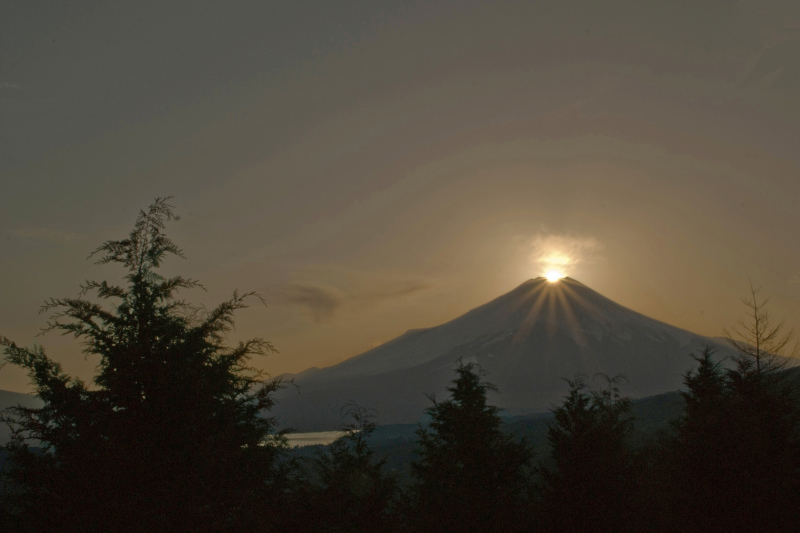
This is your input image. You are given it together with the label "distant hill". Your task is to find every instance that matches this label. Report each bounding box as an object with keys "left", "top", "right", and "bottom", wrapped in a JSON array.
[
  {"left": 292, "top": 387, "right": 689, "bottom": 482},
  {"left": 274, "top": 277, "right": 739, "bottom": 430}
]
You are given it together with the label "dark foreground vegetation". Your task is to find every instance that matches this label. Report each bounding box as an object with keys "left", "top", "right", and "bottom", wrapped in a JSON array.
[{"left": 2, "top": 199, "right": 800, "bottom": 532}]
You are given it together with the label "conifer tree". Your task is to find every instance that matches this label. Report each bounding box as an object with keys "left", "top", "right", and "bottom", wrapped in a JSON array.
[
  {"left": 723, "top": 281, "right": 796, "bottom": 375},
  {"left": 537, "top": 375, "right": 635, "bottom": 533},
  {"left": 665, "top": 345, "right": 800, "bottom": 532},
  {"left": 661, "top": 347, "right": 729, "bottom": 531},
  {"left": 407, "top": 362, "right": 532, "bottom": 533},
  {"left": 1, "top": 198, "right": 290, "bottom": 532},
  {"left": 298, "top": 403, "right": 397, "bottom": 533}
]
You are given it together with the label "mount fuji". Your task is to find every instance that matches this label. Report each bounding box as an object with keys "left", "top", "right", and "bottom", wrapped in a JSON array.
[{"left": 274, "top": 278, "right": 738, "bottom": 430}]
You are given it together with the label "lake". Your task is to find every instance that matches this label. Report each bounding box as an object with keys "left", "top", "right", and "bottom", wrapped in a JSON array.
[{"left": 285, "top": 431, "right": 347, "bottom": 447}]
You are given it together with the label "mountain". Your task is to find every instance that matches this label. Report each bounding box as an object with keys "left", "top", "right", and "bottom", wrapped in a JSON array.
[{"left": 274, "top": 277, "right": 739, "bottom": 431}]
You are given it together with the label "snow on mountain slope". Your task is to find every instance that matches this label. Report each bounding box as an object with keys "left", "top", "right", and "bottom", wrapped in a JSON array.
[{"left": 275, "top": 278, "right": 739, "bottom": 430}]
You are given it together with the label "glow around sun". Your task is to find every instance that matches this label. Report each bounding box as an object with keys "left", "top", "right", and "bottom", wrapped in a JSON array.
[{"left": 530, "top": 233, "right": 599, "bottom": 283}]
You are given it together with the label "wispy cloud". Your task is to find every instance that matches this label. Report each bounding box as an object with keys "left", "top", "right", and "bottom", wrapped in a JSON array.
[
  {"left": 273, "top": 277, "right": 433, "bottom": 323},
  {"left": 279, "top": 284, "right": 344, "bottom": 323},
  {"left": 10, "top": 228, "right": 84, "bottom": 243},
  {"left": 0, "top": 82, "right": 22, "bottom": 90},
  {"left": 353, "top": 279, "right": 432, "bottom": 302},
  {"left": 529, "top": 232, "right": 602, "bottom": 273}
]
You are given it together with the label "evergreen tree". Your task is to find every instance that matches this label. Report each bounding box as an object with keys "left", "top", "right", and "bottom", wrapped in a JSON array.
[
  {"left": 406, "top": 362, "right": 532, "bottom": 533},
  {"left": 664, "top": 346, "right": 800, "bottom": 532},
  {"left": 537, "top": 375, "right": 635, "bottom": 533},
  {"left": 0, "top": 198, "right": 290, "bottom": 532},
  {"left": 660, "top": 347, "right": 729, "bottom": 532},
  {"left": 296, "top": 403, "right": 397, "bottom": 533}
]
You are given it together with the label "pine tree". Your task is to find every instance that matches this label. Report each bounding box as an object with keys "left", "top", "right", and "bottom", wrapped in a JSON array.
[
  {"left": 720, "top": 285, "right": 800, "bottom": 531},
  {"left": 664, "top": 345, "right": 800, "bottom": 532},
  {"left": 0, "top": 198, "right": 290, "bottom": 532},
  {"left": 300, "top": 403, "right": 397, "bottom": 533},
  {"left": 407, "top": 362, "right": 532, "bottom": 533},
  {"left": 537, "top": 375, "right": 635, "bottom": 533},
  {"left": 661, "top": 347, "right": 729, "bottom": 532}
]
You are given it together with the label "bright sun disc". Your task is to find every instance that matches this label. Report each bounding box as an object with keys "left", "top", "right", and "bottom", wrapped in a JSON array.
[{"left": 545, "top": 270, "right": 565, "bottom": 282}]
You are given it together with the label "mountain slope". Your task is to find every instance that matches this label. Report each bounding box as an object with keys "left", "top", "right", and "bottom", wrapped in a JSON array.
[{"left": 276, "top": 278, "right": 738, "bottom": 430}]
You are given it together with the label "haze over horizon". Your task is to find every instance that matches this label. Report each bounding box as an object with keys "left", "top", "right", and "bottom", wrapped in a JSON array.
[{"left": 3, "top": 1, "right": 800, "bottom": 393}]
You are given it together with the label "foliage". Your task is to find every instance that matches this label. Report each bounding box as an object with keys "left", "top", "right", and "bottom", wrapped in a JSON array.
[
  {"left": 662, "top": 284, "right": 800, "bottom": 531},
  {"left": 407, "top": 362, "right": 532, "bottom": 533},
  {"left": 537, "top": 374, "right": 635, "bottom": 533},
  {"left": 662, "top": 346, "right": 800, "bottom": 532},
  {"left": 0, "top": 198, "right": 289, "bottom": 532},
  {"left": 291, "top": 403, "right": 398, "bottom": 532}
]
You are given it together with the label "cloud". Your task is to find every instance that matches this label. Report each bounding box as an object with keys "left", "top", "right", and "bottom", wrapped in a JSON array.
[
  {"left": 0, "top": 82, "right": 22, "bottom": 90},
  {"left": 274, "top": 277, "right": 433, "bottom": 323},
  {"left": 279, "top": 284, "right": 344, "bottom": 323},
  {"left": 529, "top": 232, "right": 602, "bottom": 272},
  {"left": 10, "top": 228, "right": 83, "bottom": 243},
  {"left": 353, "top": 279, "right": 432, "bottom": 302}
]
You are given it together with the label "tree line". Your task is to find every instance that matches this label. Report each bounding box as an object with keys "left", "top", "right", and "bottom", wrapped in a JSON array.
[{"left": 2, "top": 198, "right": 799, "bottom": 532}]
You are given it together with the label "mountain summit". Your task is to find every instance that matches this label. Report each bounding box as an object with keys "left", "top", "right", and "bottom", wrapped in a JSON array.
[{"left": 275, "top": 278, "right": 736, "bottom": 430}]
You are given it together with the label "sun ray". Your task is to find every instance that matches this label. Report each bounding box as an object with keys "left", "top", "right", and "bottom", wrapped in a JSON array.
[
  {"left": 513, "top": 282, "right": 549, "bottom": 344},
  {"left": 499, "top": 281, "right": 547, "bottom": 323},
  {"left": 512, "top": 278, "right": 593, "bottom": 349},
  {"left": 545, "top": 286, "right": 560, "bottom": 338},
  {"left": 553, "top": 284, "right": 589, "bottom": 347}
]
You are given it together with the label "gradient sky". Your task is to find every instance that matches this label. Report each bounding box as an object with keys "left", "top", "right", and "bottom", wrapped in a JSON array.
[{"left": 2, "top": 0, "right": 800, "bottom": 393}]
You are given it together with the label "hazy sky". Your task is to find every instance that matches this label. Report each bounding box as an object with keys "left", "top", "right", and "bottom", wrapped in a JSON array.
[{"left": 2, "top": 0, "right": 800, "bottom": 392}]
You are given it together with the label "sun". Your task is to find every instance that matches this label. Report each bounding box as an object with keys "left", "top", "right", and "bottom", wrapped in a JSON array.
[{"left": 545, "top": 269, "right": 565, "bottom": 282}]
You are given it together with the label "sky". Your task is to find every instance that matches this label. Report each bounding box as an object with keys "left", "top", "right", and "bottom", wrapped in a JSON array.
[{"left": 2, "top": 0, "right": 800, "bottom": 393}]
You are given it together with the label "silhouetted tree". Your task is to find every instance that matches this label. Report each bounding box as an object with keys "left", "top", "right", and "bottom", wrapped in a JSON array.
[
  {"left": 663, "top": 344, "right": 800, "bottom": 532},
  {"left": 406, "top": 362, "right": 532, "bottom": 533},
  {"left": 0, "top": 198, "right": 290, "bottom": 532},
  {"left": 293, "top": 403, "right": 397, "bottom": 533},
  {"left": 719, "top": 283, "right": 800, "bottom": 531},
  {"left": 659, "top": 347, "right": 730, "bottom": 532},
  {"left": 537, "top": 375, "right": 635, "bottom": 533},
  {"left": 723, "top": 280, "right": 796, "bottom": 374}
]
